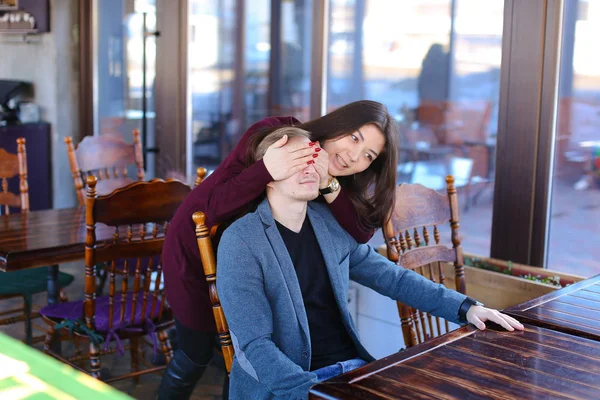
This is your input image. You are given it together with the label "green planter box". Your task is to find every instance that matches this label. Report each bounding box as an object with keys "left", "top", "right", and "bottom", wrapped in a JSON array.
[{"left": 377, "top": 245, "right": 585, "bottom": 310}]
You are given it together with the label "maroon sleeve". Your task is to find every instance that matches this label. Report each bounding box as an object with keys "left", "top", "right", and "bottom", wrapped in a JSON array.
[
  {"left": 326, "top": 188, "right": 375, "bottom": 244},
  {"left": 203, "top": 116, "right": 300, "bottom": 223},
  {"left": 204, "top": 159, "right": 273, "bottom": 222}
]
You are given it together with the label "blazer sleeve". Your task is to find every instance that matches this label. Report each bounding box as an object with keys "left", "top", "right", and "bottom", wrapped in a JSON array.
[
  {"left": 347, "top": 241, "right": 467, "bottom": 324},
  {"left": 204, "top": 116, "right": 300, "bottom": 223},
  {"left": 325, "top": 187, "right": 375, "bottom": 243},
  {"left": 217, "top": 230, "right": 318, "bottom": 399}
]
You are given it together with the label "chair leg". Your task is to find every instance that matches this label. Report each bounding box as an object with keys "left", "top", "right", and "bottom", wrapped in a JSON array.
[
  {"left": 43, "top": 325, "right": 56, "bottom": 355},
  {"left": 89, "top": 342, "right": 102, "bottom": 380},
  {"left": 130, "top": 337, "right": 140, "bottom": 384},
  {"left": 47, "top": 265, "right": 60, "bottom": 305},
  {"left": 157, "top": 330, "right": 174, "bottom": 364},
  {"left": 73, "top": 336, "right": 85, "bottom": 369},
  {"left": 23, "top": 294, "right": 33, "bottom": 345}
]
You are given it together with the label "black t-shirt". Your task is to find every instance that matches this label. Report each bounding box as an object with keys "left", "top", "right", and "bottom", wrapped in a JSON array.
[{"left": 275, "top": 217, "right": 358, "bottom": 370}]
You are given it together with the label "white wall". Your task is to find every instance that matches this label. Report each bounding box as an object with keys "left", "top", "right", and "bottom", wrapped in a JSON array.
[{"left": 0, "top": 0, "right": 79, "bottom": 208}]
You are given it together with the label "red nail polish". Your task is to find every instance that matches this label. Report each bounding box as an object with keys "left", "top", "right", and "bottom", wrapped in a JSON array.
[
  {"left": 307, "top": 160, "right": 315, "bottom": 165},
  {"left": 312, "top": 153, "right": 318, "bottom": 158},
  {"left": 309, "top": 142, "right": 316, "bottom": 146},
  {"left": 314, "top": 147, "right": 321, "bottom": 152}
]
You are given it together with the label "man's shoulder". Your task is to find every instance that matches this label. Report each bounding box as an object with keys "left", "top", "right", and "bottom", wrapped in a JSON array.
[{"left": 221, "top": 210, "right": 263, "bottom": 241}]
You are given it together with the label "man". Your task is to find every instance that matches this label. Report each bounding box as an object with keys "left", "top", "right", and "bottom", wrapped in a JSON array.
[{"left": 216, "top": 127, "right": 523, "bottom": 400}]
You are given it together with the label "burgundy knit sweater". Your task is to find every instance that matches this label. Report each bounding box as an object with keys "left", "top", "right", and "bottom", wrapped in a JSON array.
[{"left": 162, "top": 116, "right": 374, "bottom": 331}]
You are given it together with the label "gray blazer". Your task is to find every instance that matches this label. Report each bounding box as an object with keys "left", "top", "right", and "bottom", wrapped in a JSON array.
[{"left": 217, "top": 199, "right": 467, "bottom": 400}]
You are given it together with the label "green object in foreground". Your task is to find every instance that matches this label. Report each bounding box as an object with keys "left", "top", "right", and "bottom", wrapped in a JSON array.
[{"left": 0, "top": 333, "right": 132, "bottom": 400}]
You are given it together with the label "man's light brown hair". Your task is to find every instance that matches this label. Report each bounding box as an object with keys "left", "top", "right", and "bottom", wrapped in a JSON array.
[{"left": 254, "top": 126, "right": 312, "bottom": 161}]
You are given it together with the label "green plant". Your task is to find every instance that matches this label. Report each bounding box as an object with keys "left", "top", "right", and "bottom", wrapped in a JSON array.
[{"left": 464, "top": 256, "right": 563, "bottom": 288}]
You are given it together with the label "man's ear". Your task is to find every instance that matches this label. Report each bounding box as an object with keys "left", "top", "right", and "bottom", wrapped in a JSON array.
[{"left": 266, "top": 181, "right": 276, "bottom": 190}]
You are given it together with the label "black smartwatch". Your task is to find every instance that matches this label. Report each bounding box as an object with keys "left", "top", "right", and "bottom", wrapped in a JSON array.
[{"left": 458, "top": 296, "right": 484, "bottom": 323}]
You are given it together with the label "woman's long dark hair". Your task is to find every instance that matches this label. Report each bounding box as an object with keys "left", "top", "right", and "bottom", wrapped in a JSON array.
[{"left": 246, "top": 100, "right": 399, "bottom": 231}]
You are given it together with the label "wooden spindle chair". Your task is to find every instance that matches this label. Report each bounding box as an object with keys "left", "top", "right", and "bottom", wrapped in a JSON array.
[
  {"left": 0, "top": 138, "right": 74, "bottom": 344},
  {"left": 0, "top": 138, "right": 28, "bottom": 215},
  {"left": 40, "top": 176, "right": 191, "bottom": 382},
  {"left": 383, "top": 176, "right": 467, "bottom": 348},
  {"left": 192, "top": 211, "right": 233, "bottom": 374},
  {"left": 65, "top": 130, "right": 144, "bottom": 206}
]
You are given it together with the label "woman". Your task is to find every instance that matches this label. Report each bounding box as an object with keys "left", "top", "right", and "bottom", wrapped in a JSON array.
[{"left": 158, "top": 100, "right": 398, "bottom": 399}]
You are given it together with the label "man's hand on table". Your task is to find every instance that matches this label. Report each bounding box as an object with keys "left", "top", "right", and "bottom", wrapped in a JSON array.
[{"left": 467, "top": 306, "right": 525, "bottom": 331}]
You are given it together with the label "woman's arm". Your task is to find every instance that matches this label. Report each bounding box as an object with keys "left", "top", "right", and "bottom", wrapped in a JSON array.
[
  {"left": 201, "top": 116, "right": 300, "bottom": 223},
  {"left": 204, "top": 160, "right": 272, "bottom": 223}
]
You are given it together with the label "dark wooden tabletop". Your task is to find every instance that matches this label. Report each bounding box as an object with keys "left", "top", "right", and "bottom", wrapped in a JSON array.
[
  {"left": 0, "top": 207, "right": 117, "bottom": 272},
  {"left": 503, "top": 274, "right": 600, "bottom": 342},
  {"left": 309, "top": 324, "right": 600, "bottom": 399}
]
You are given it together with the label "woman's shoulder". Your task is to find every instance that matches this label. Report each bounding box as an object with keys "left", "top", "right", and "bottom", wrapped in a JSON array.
[{"left": 244, "top": 115, "right": 300, "bottom": 135}]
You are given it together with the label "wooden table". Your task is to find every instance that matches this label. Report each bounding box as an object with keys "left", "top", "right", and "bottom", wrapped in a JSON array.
[
  {"left": 0, "top": 207, "right": 110, "bottom": 272},
  {"left": 309, "top": 324, "right": 600, "bottom": 399},
  {"left": 0, "top": 207, "right": 125, "bottom": 304},
  {"left": 504, "top": 274, "right": 600, "bottom": 342}
]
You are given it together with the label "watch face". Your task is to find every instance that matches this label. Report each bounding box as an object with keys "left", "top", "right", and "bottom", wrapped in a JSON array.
[{"left": 330, "top": 178, "right": 340, "bottom": 191}]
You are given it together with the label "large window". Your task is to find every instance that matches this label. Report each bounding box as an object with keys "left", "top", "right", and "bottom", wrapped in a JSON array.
[
  {"left": 188, "top": 0, "right": 237, "bottom": 171},
  {"left": 327, "top": 0, "right": 505, "bottom": 257},
  {"left": 93, "top": 0, "right": 156, "bottom": 176},
  {"left": 547, "top": 0, "right": 600, "bottom": 276},
  {"left": 188, "top": 0, "right": 313, "bottom": 173}
]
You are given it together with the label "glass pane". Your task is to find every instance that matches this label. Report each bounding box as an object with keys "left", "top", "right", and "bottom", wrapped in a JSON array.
[
  {"left": 547, "top": 0, "right": 600, "bottom": 276},
  {"left": 327, "top": 0, "right": 504, "bottom": 258},
  {"left": 188, "top": 0, "right": 236, "bottom": 171},
  {"left": 270, "top": 0, "right": 313, "bottom": 122},
  {"left": 244, "top": 0, "right": 270, "bottom": 124},
  {"left": 94, "top": 0, "right": 156, "bottom": 176}
]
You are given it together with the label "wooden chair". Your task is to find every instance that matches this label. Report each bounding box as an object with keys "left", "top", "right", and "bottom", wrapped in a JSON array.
[
  {"left": 383, "top": 176, "right": 466, "bottom": 348},
  {"left": 40, "top": 176, "right": 191, "bottom": 382},
  {"left": 0, "top": 138, "right": 74, "bottom": 344},
  {"left": 192, "top": 211, "right": 233, "bottom": 374},
  {"left": 65, "top": 130, "right": 144, "bottom": 206}
]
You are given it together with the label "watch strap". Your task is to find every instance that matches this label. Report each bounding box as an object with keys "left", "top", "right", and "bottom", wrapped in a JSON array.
[{"left": 458, "top": 296, "right": 484, "bottom": 323}]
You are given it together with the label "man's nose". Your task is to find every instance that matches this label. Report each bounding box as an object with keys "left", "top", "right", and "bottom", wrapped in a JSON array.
[{"left": 305, "top": 163, "right": 317, "bottom": 173}]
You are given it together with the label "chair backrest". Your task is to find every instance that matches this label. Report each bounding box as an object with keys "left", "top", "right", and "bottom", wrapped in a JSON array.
[
  {"left": 192, "top": 211, "right": 233, "bottom": 374},
  {"left": 383, "top": 176, "right": 466, "bottom": 348},
  {"left": 66, "top": 130, "right": 145, "bottom": 205},
  {"left": 0, "top": 138, "right": 29, "bottom": 215},
  {"left": 84, "top": 176, "right": 191, "bottom": 332}
]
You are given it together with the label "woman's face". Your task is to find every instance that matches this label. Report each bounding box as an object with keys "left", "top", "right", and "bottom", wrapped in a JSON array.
[{"left": 322, "top": 124, "right": 386, "bottom": 177}]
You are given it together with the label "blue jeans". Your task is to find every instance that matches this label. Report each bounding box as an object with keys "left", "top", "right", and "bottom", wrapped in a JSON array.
[{"left": 313, "top": 358, "right": 368, "bottom": 382}]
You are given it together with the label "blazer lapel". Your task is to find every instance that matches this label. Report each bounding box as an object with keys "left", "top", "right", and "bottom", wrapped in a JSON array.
[
  {"left": 257, "top": 200, "right": 310, "bottom": 340},
  {"left": 307, "top": 205, "right": 348, "bottom": 311}
]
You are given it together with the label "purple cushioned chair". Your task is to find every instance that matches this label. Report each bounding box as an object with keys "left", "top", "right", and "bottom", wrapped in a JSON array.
[{"left": 40, "top": 175, "right": 192, "bottom": 382}]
